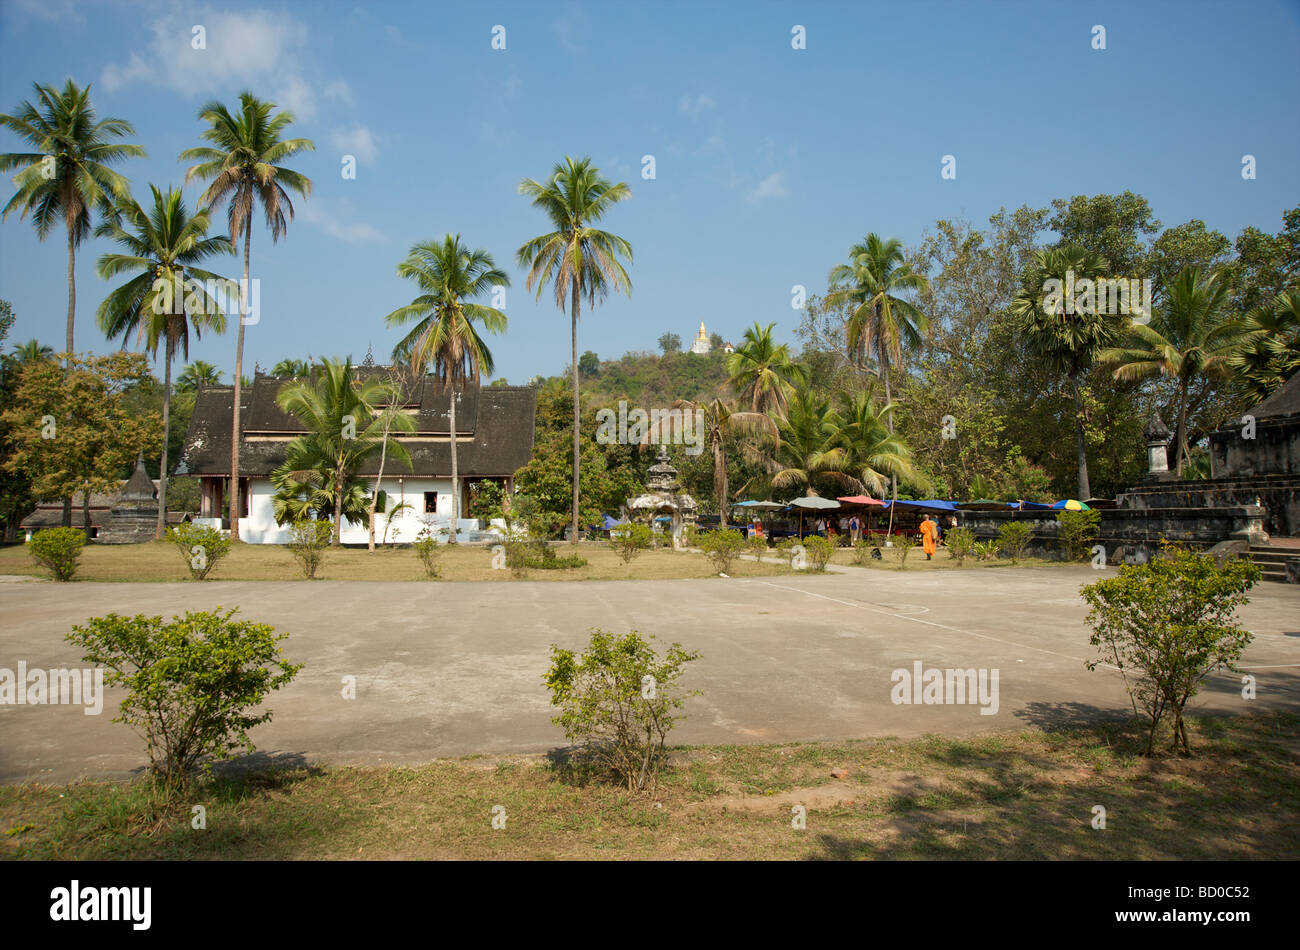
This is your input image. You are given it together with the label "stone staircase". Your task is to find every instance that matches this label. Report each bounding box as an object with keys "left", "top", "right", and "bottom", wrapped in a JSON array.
[{"left": 1248, "top": 540, "right": 1300, "bottom": 583}]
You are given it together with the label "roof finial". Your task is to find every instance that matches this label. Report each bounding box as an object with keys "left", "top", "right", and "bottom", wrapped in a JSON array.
[{"left": 362, "top": 342, "right": 375, "bottom": 368}]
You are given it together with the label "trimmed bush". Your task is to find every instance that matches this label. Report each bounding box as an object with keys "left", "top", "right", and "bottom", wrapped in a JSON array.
[
  {"left": 28, "top": 527, "right": 86, "bottom": 581},
  {"left": 169, "top": 522, "right": 231, "bottom": 580},
  {"left": 543, "top": 628, "right": 700, "bottom": 791},
  {"left": 609, "top": 522, "right": 653, "bottom": 564},
  {"left": 1082, "top": 543, "right": 1260, "bottom": 755},
  {"left": 287, "top": 519, "right": 331, "bottom": 579},
  {"left": 1057, "top": 509, "right": 1102, "bottom": 561},
  {"left": 66, "top": 608, "right": 302, "bottom": 787},
  {"left": 996, "top": 522, "right": 1034, "bottom": 564},
  {"left": 700, "top": 528, "right": 745, "bottom": 573}
]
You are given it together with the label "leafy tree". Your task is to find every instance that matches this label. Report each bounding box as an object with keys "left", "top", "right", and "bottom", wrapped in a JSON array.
[
  {"left": 176, "top": 360, "right": 223, "bottom": 392},
  {"left": 67, "top": 607, "right": 301, "bottom": 787},
  {"left": 1047, "top": 192, "right": 1160, "bottom": 275},
  {"left": 578, "top": 349, "right": 601, "bottom": 376},
  {"left": 0, "top": 80, "right": 145, "bottom": 359},
  {"left": 1082, "top": 544, "right": 1259, "bottom": 755},
  {"left": 1056, "top": 509, "right": 1101, "bottom": 561},
  {"left": 609, "top": 521, "right": 652, "bottom": 564},
  {"left": 726, "top": 321, "right": 800, "bottom": 417},
  {"left": 0, "top": 299, "right": 13, "bottom": 347},
  {"left": 1, "top": 352, "right": 161, "bottom": 538},
  {"left": 272, "top": 358, "right": 412, "bottom": 544},
  {"left": 699, "top": 528, "right": 746, "bottom": 573},
  {"left": 518, "top": 156, "right": 633, "bottom": 544},
  {"left": 657, "top": 332, "right": 681, "bottom": 355},
  {"left": 749, "top": 389, "right": 854, "bottom": 499},
  {"left": 995, "top": 522, "right": 1034, "bottom": 563},
  {"left": 385, "top": 234, "right": 507, "bottom": 543},
  {"left": 181, "top": 92, "right": 315, "bottom": 541},
  {"left": 95, "top": 184, "right": 233, "bottom": 537},
  {"left": 1010, "top": 245, "right": 1123, "bottom": 499},
  {"left": 1100, "top": 267, "right": 1240, "bottom": 473},
  {"left": 833, "top": 387, "right": 922, "bottom": 496},
  {"left": 1148, "top": 220, "right": 1231, "bottom": 304}
]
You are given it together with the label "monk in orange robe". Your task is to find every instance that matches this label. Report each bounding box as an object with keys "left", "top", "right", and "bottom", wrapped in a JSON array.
[{"left": 920, "top": 515, "right": 938, "bottom": 560}]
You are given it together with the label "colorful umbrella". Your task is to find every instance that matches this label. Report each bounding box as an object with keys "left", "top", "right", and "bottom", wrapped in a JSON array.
[{"left": 1051, "top": 499, "right": 1091, "bottom": 510}]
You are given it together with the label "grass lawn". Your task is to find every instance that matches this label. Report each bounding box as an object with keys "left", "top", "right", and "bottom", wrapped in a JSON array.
[
  {"left": 3, "top": 713, "right": 1294, "bottom": 860},
  {"left": 0, "top": 539, "right": 802, "bottom": 583},
  {"left": 825, "top": 545, "right": 1060, "bottom": 571}
]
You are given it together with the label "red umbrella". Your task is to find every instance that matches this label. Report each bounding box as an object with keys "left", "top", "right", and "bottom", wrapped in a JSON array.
[{"left": 836, "top": 496, "right": 883, "bottom": 539}]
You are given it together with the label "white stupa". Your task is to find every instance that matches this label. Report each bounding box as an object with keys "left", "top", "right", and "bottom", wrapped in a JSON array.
[{"left": 690, "top": 321, "right": 711, "bottom": 354}]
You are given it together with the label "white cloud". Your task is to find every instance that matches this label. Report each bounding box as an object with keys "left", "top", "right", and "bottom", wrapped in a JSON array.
[
  {"left": 5, "top": 0, "right": 84, "bottom": 26},
  {"left": 324, "top": 80, "right": 355, "bottom": 106},
  {"left": 299, "top": 200, "right": 385, "bottom": 245},
  {"left": 678, "top": 94, "right": 715, "bottom": 118},
  {"left": 747, "top": 173, "right": 787, "bottom": 202},
  {"left": 330, "top": 124, "right": 378, "bottom": 164},
  {"left": 100, "top": 8, "right": 321, "bottom": 118}
]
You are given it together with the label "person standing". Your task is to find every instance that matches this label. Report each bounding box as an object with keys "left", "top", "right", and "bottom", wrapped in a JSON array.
[{"left": 920, "top": 514, "right": 938, "bottom": 561}]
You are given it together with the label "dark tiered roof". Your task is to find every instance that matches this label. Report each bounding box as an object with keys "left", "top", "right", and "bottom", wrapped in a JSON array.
[
  {"left": 1249, "top": 370, "right": 1300, "bottom": 419},
  {"left": 175, "top": 371, "right": 537, "bottom": 478}
]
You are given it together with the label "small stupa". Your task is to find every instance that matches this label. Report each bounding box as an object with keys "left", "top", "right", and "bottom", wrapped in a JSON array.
[
  {"left": 626, "top": 446, "right": 698, "bottom": 546},
  {"left": 690, "top": 321, "right": 711, "bottom": 354},
  {"left": 99, "top": 455, "right": 159, "bottom": 543}
]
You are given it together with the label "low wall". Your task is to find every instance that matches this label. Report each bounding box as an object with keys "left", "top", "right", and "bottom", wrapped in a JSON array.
[
  {"left": 1118, "top": 474, "right": 1300, "bottom": 537},
  {"left": 956, "top": 506, "right": 1267, "bottom": 563}
]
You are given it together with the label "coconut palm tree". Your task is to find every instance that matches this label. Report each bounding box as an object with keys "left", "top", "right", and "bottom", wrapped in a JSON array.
[
  {"left": 1100, "top": 267, "right": 1241, "bottom": 475},
  {"left": 1227, "top": 289, "right": 1300, "bottom": 404},
  {"left": 826, "top": 234, "right": 929, "bottom": 404},
  {"left": 0, "top": 80, "right": 145, "bottom": 361},
  {"left": 644, "top": 397, "right": 778, "bottom": 527},
  {"left": 747, "top": 390, "right": 856, "bottom": 499},
  {"left": 176, "top": 359, "right": 223, "bottom": 393},
  {"left": 95, "top": 184, "right": 233, "bottom": 538},
  {"left": 726, "top": 322, "right": 802, "bottom": 417},
  {"left": 385, "top": 235, "right": 509, "bottom": 544},
  {"left": 271, "top": 358, "right": 311, "bottom": 378},
  {"left": 9, "top": 339, "right": 54, "bottom": 365},
  {"left": 273, "top": 358, "right": 412, "bottom": 545},
  {"left": 1010, "top": 245, "right": 1118, "bottom": 500},
  {"left": 180, "top": 92, "right": 314, "bottom": 541},
  {"left": 517, "top": 156, "right": 632, "bottom": 543},
  {"left": 833, "top": 389, "right": 923, "bottom": 496}
]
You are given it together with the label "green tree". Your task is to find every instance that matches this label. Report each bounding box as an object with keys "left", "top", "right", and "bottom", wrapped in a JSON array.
[
  {"left": 176, "top": 359, "right": 223, "bottom": 392},
  {"left": 1, "top": 352, "right": 161, "bottom": 538},
  {"left": 753, "top": 390, "right": 855, "bottom": 499},
  {"left": 1099, "top": 267, "right": 1240, "bottom": 474},
  {"left": 271, "top": 358, "right": 311, "bottom": 378},
  {"left": 658, "top": 332, "right": 681, "bottom": 355},
  {"left": 8, "top": 338, "right": 54, "bottom": 365},
  {"left": 272, "top": 358, "right": 412, "bottom": 545},
  {"left": 578, "top": 349, "right": 601, "bottom": 377},
  {"left": 726, "top": 321, "right": 800, "bottom": 417},
  {"left": 517, "top": 156, "right": 633, "bottom": 544},
  {"left": 1010, "top": 245, "right": 1121, "bottom": 499},
  {"left": 95, "top": 184, "right": 233, "bottom": 537},
  {"left": 1047, "top": 192, "right": 1160, "bottom": 275},
  {"left": 180, "top": 92, "right": 314, "bottom": 541},
  {"left": 833, "top": 388, "right": 923, "bottom": 496},
  {"left": 384, "top": 234, "right": 508, "bottom": 544},
  {"left": 1228, "top": 290, "right": 1300, "bottom": 403},
  {"left": 0, "top": 80, "right": 145, "bottom": 361}
]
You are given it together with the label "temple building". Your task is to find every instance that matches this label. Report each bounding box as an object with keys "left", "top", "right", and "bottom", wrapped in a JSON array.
[
  {"left": 175, "top": 367, "right": 537, "bottom": 544},
  {"left": 690, "top": 322, "right": 711, "bottom": 354}
]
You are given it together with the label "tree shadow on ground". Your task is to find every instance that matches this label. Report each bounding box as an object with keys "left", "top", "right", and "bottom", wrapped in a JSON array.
[{"left": 1012, "top": 700, "right": 1133, "bottom": 732}]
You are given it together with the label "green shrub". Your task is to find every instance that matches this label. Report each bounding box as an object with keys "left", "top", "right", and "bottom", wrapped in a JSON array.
[
  {"left": 28, "top": 527, "right": 87, "bottom": 581},
  {"left": 852, "top": 539, "right": 874, "bottom": 565},
  {"left": 700, "top": 528, "right": 746, "bottom": 574},
  {"left": 745, "top": 534, "right": 769, "bottom": 559},
  {"left": 996, "top": 522, "right": 1034, "bottom": 564},
  {"left": 609, "top": 522, "right": 653, "bottom": 564},
  {"left": 1082, "top": 543, "right": 1260, "bottom": 755},
  {"left": 1057, "top": 509, "right": 1102, "bottom": 561},
  {"left": 776, "top": 536, "right": 805, "bottom": 568},
  {"left": 287, "top": 519, "right": 331, "bottom": 579},
  {"left": 168, "top": 522, "right": 231, "bottom": 580},
  {"left": 66, "top": 608, "right": 302, "bottom": 788},
  {"left": 543, "top": 628, "right": 700, "bottom": 791},
  {"left": 973, "top": 540, "right": 998, "bottom": 561},
  {"left": 801, "top": 535, "right": 833, "bottom": 572},
  {"left": 946, "top": 527, "right": 976, "bottom": 565},
  {"left": 893, "top": 532, "right": 917, "bottom": 567},
  {"left": 412, "top": 526, "right": 441, "bottom": 579}
]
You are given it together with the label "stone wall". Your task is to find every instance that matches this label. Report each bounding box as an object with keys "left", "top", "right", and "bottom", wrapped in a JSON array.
[
  {"left": 1209, "top": 410, "right": 1299, "bottom": 479},
  {"left": 1117, "top": 474, "right": 1300, "bottom": 537}
]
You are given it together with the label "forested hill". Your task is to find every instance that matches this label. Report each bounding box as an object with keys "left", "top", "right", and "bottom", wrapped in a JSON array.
[{"left": 523, "top": 349, "right": 735, "bottom": 408}]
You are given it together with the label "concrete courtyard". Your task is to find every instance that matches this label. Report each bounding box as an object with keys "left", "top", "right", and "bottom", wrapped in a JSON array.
[{"left": 3, "top": 565, "right": 1298, "bottom": 784}]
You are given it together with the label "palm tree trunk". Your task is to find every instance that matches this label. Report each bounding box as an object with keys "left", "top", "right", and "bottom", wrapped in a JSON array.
[
  {"left": 63, "top": 220, "right": 76, "bottom": 528},
  {"left": 714, "top": 428, "right": 728, "bottom": 528},
  {"left": 334, "top": 455, "right": 345, "bottom": 545},
  {"left": 1173, "top": 378, "right": 1190, "bottom": 476},
  {"left": 883, "top": 354, "right": 897, "bottom": 536},
  {"left": 155, "top": 336, "right": 173, "bottom": 539},
  {"left": 368, "top": 428, "right": 389, "bottom": 553},
  {"left": 230, "top": 217, "right": 251, "bottom": 542},
  {"left": 570, "top": 281, "right": 581, "bottom": 545},
  {"left": 448, "top": 387, "right": 459, "bottom": 544},
  {"left": 1071, "top": 367, "right": 1091, "bottom": 500}
]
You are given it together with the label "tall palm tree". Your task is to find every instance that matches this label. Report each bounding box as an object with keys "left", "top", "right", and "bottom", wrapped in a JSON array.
[
  {"left": 180, "top": 92, "right": 314, "bottom": 541},
  {"left": 1, "top": 80, "right": 145, "bottom": 361},
  {"left": 517, "top": 156, "right": 632, "bottom": 543},
  {"left": 384, "top": 235, "right": 509, "bottom": 544},
  {"left": 95, "top": 184, "right": 233, "bottom": 537},
  {"left": 833, "top": 388, "right": 923, "bottom": 496},
  {"left": 9, "top": 339, "right": 55, "bottom": 365},
  {"left": 644, "top": 398, "right": 778, "bottom": 527},
  {"left": 176, "top": 359, "right": 223, "bottom": 393},
  {"left": 274, "top": 358, "right": 412, "bottom": 545},
  {"left": 726, "top": 321, "right": 801, "bottom": 417},
  {"left": 750, "top": 390, "right": 856, "bottom": 499},
  {"left": 826, "top": 234, "right": 929, "bottom": 406},
  {"left": 1010, "top": 245, "right": 1117, "bottom": 500},
  {"left": 1227, "top": 289, "right": 1300, "bottom": 404},
  {"left": 1100, "top": 267, "right": 1241, "bottom": 475}
]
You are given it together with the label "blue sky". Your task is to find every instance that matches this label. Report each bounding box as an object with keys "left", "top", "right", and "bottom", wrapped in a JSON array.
[{"left": 2, "top": 0, "right": 1298, "bottom": 385}]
